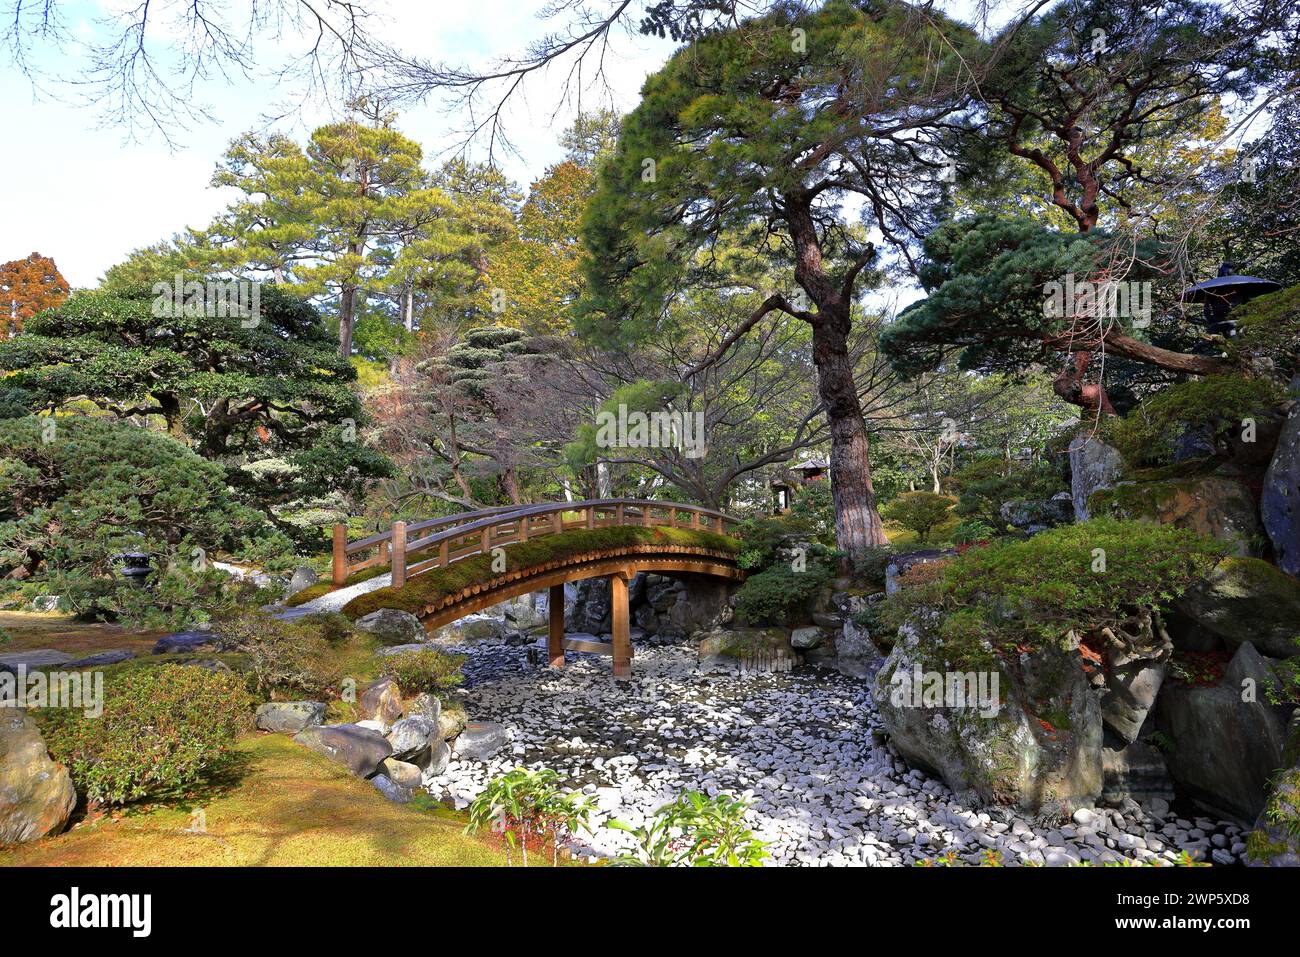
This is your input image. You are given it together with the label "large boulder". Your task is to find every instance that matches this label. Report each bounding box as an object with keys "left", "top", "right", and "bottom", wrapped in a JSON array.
[
  {"left": 884, "top": 551, "right": 952, "bottom": 597},
  {"left": 153, "top": 630, "right": 218, "bottom": 655},
  {"left": 659, "top": 574, "right": 734, "bottom": 640},
  {"left": 1247, "top": 712, "right": 1300, "bottom": 867},
  {"left": 833, "top": 592, "right": 885, "bottom": 679},
  {"left": 696, "top": 627, "right": 794, "bottom": 674},
  {"left": 1100, "top": 737, "right": 1175, "bottom": 804},
  {"left": 293, "top": 723, "right": 392, "bottom": 777},
  {"left": 358, "top": 678, "right": 403, "bottom": 730},
  {"left": 0, "top": 708, "right": 76, "bottom": 846},
  {"left": 1000, "top": 495, "right": 1074, "bottom": 531},
  {"left": 255, "top": 701, "right": 327, "bottom": 734},
  {"left": 1070, "top": 433, "right": 1125, "bottom": 521},
  {"left": 567, "top": 579, "right": 612, "bottom": 634},
  {"left": 496, "top": 593, "right": 549, "bottom": 632},
  {"left": 1089, "top": 471, "right": 1264, "bottom": 557},
  {"left": 386, "top": 715, "right": 439, "bottom": 763},
  {"left": 1099, "top": 612, "right": 1172, "bottom": 744},
  {"left": 429, "top": 615, "right": 505, "bottom": 646},
  {"left": 1176, "top": 557, "right": 1300, "bottom": 659},
  {"left": 452, "top": 721, "right": 510, "bottom": 760},
  {"left": 285, "top": 566, "right": 319, "bottom": 599},
  {"left": 874, "top": 623, "right": 1103, "bottom": 815},
  {"left": 1155, "top": 643, "right": 1290, "bottom": 822},
  {"left": 1262, "top": 382, "right": 1300, "bottom": 575},
  {"left": 355, "top": 608, "right": 425, "bottom": 646}
]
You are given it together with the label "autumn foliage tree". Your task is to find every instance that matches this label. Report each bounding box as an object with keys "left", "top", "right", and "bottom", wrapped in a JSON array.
[{"left": 0, "top": 253, "right": 69, "bottom": 335}]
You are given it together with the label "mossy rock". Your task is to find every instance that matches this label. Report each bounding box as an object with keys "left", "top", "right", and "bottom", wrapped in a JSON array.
[
  {"left": 1088, "top": 472, "right": 1263, "bottom": 557},
  {"left": 696, "top": 627, "right": 792, "bottom": 672},
  {"left": 1177, "top": 557, "right": 1300, "bottom": 659}
]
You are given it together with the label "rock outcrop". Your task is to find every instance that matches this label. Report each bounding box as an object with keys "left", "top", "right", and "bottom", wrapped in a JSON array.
[
  {"left": 1155, "top": 643, "right": 1290, "bottom": 822},
  {"left": 874, "top": 623, "right": 1102, "bottom": 815},
  {"left": 1070, "top": 433, "right": 1125, "bottom": 521},
  {"left": 0, "top": 708, "right": 76, "bottom": 846},
  {"left": 355, "top": 608, "right": 425, "bottom": 646},
  {"left": 1089, "top": 470, "right": 1264, "bottom": 557},
  {"left": 1262, "top": 378, "right": 1300, "bottom": 575},
  {"left": 1176, "top": 557, "right": 1300, "bottom": 659}
]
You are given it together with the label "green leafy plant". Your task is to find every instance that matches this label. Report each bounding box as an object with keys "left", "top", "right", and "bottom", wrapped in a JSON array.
[
  {"left": 950, "top": 459, "right": 1067, "bottom": 532},
  {"left": 464, "top": 767, "right": 595, "bottom": 866},
  {"left": 610, "top": 791, "right": 768, "bottom": 867},
  {"left": 213, "top": 610, "right": 350, "bottom": 699},
  {"left": 37, "top": 666, "right": 252, "bottom": 807},
  {"left": 882, "top": 491, "right": 956, "bottom": 543},
  {"left": 379, "top": 647, "right": 466, "bottom": 699},
  {"left": 880, "top": 517, "right": 1227, "bottom": 659},
  {"left": 733, "top": 547, "right": 835, "bottom": 625},
  {"left": 1104, "top": 375, "right": 1286, "bottom": 467}
]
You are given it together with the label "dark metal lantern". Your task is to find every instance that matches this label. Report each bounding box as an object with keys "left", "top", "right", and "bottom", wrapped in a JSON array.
[{"left": 1181, "top": 262, "right": 1281, "bottom": 338}]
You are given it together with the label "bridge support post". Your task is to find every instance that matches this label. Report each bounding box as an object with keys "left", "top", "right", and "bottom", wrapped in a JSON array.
[
  {"left": 610, "top": 571, "right": 632, "bottom": 679},
  {"left": 548, "top": 584, "right": 565, "bottom": 669},
  {"left": 391, "top": 521, "right": 407, "bottom": 589},
  {"left": 332, "top": 524, "right": 348, "bottom": 587}
]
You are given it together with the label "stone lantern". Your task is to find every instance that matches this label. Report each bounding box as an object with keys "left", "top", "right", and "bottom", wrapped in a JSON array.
[{"left": 1181, "top": 262, "right": 1281, "bottom": 338}]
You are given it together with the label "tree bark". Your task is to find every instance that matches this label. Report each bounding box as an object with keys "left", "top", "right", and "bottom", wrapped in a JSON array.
[
  {"left": 811, "top": 312, "right": 889, "bottom": 561},
  {"left": 784, "top": 193, "right": 888, "bottom": 563}
]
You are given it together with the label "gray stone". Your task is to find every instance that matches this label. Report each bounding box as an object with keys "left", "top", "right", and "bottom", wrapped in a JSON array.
[
  {"left": 1102, "top": 659, "right": 1168, "bottom": 745},
  {"left": 790, "top": 626, "right": 827, "bottom": 649},
  {"left": 421, "top": 737, "right": 451, "bottom": 777},
  {"left": 153, "top": 631, "right": 217, "bottom": 655},
  {"left": 30, "top": 595, "right": 60, "bottom": 613},
  {"left": 65, "top": 650, "right": 135, "bottom": 668},
  {"left": 1101, "top": 738, "right": 1175, "bottom": 804},
  {"left": 386, "top": 715, "right": 439, "bottom": 762},
  {"left": 371, "top": 773, "right": 413, "bottom": 804},
  {"left": 875, "top": 622, "right": 1102, "bottom": 816},
  {"left": 452, "top": 721, "right": 510, "bottom": 760},
  {"left": 1155, "top": 643, "right": 1288, "bottom": 822},
  {"left": 359, "top": 678, "right": 403, "bottom": 730},
  {"left": 1176, "top": 557, "right": 1300, "bottom": 659},
  {"left": 409, "top": 693, "right": 442, "bottom": 724},
  {"left": 374, "top": 642, "right": 429, "bottom": 657},
  {"left": 0, "top": 708, "right": 76, "bottom": 846},
  {"left": 430, "top": 615, "right": 505, "bottom": 645},
  {"left": 285, "top": 566, "right": 319, "bottom": 598},
  {"left": 255, "top": 701, "right": 327, "bottom": 734},
  {"left": 355, "top": 608, "right": 425, "bottom": 646},
  {"left": 1070, "top": 433, "right": 1125, "bottom": 521},
  {"left": 380, "top": 758, "right": 423, "bottom": 789},
  {"left": 293, "top": 723, "right": 392, "bottom": 777},
  {"left": 0, "top": 649, "right": 73, "bottom": 674},
  {"left": 1000, "top": 497, "right": 1074, "bottom": 530},
  {"left": 1261, "top": 376, "right": 1300, "bottom": 575}
]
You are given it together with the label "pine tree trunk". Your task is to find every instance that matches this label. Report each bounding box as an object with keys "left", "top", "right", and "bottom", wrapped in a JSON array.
[
  {"left": 811, "top": 311, "right": 889, "bottom": 562},
  {"left": 339, "top": 285, "right": 356, "bottom": 358}
]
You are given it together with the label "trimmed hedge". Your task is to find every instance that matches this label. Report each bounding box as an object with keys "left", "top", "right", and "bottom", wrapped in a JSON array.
[{"left": 342, "top": 525, "right": 740, "bottom": 619}]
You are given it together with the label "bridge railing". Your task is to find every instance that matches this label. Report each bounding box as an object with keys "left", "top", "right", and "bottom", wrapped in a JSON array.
[{"left": 331, "top": 499, "right": 740, "bottom": 588}]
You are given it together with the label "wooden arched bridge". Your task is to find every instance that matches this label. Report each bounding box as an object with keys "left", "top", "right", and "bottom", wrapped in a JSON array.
[{"left": 330, "top": 500, "right": 745, "bottom": 677}]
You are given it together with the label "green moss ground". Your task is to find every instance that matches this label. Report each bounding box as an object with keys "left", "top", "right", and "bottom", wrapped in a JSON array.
[{"left": 0, "top": 733, "right": 522, "bottom": 867}]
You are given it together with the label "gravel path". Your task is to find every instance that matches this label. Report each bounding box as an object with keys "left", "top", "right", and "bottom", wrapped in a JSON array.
[
  {"left": 292, "top": 574, "right": 393, "bottom": 615},
  {"left": 425, "top": 638, "right": 1245, "bottom": 866}
]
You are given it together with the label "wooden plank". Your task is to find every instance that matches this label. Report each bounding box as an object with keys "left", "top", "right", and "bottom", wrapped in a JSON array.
[
  {"left": 332, "top": 524, "right": 348, "bottom": 586},
  {"left": 391, "top": 520, "right": 407, "bottom": 589},
  {"left": 611, "top": 572, "right": 631, "bottom": 679}
]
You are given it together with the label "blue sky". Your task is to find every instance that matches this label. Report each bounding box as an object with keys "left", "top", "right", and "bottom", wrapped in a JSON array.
[{"left": 0, "top": 0, "right": 679, "bottom": 287}]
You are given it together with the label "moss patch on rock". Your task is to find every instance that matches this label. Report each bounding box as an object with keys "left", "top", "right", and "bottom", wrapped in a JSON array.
[{"left": 342, "top": 526, "right": 740, "bottom": 620}]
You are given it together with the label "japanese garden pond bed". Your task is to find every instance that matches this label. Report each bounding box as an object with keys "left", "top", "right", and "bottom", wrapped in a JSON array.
[{"left": 430, "top": 637, "right": 1245, "bottom": 866}]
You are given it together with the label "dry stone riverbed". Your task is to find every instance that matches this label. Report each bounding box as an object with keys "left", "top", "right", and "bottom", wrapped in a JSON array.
[{"left": 425, "top": 637, "right": 1245, "bottom": 866}]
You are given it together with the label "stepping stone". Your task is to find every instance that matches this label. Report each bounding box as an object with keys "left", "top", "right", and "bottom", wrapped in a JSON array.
[
  {"left": 153, "top": 631, "right": 217, "bottom": 654},
  {"left": 0, "top": 649, "right": 74, "bottom": 673},
  {"left": 66, "top": 650, "right": 135, "bottom": 668}
]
